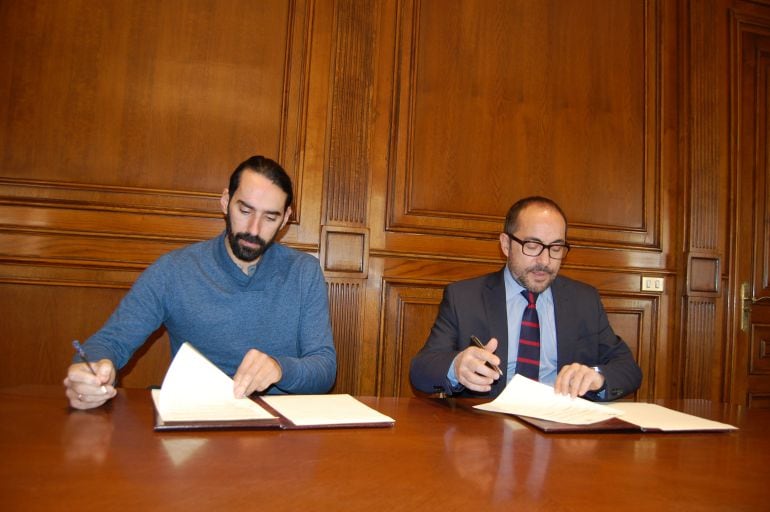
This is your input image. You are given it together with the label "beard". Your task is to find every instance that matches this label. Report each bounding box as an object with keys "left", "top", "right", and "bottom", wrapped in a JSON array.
[
  {"left": 511, "top": 262, "right": 557, "bottom": 294},
  {"left": 224, "top": 213, "right": 276, "bottom": 262}
]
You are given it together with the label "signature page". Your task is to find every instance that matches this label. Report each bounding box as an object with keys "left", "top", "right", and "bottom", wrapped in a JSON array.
[{"left": 473, "top": 375, "right": 622, "bottom": 425}]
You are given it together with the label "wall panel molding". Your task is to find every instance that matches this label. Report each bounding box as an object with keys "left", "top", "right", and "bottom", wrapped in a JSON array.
[
  {"left": 320, "top": 225, "right": 369, "bottom": 277},
  {"left": 601, "top": 293, "right": 658, "bottom": 401},
  {"left": 0, "top": 177, "right": 222, "bottom": 214},
  {"left": 678, "top": 0, "right": 726, "bottom": 401},
  {"left": 684, "top": 0, "right": 723, "bottom": 296},
  {"left": 278, "top": 0, "right": 315, "bottom": 226},
  {"left": 384, "top": 0, "right": 664, "bottom": 251},
  {"left": 682, "top": 299, "right": 718, "bottom": 397},
  {"left": 322, "top": 0, "right": 379, "bottom": 226},
  {"left": 0, "top": 0, "right": 312, "bottom": 196},
  {"left": 379, "top": 279, "right": 444, "bottom": 396},
  {"left": 328, "top": 279, "right": 364, "bottom": 394},
  {"left": 0, "top": 261, "right": 140, "bottom": 288}
]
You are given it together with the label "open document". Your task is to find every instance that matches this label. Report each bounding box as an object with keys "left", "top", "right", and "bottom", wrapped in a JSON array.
[
  {"left": 151, "top": 342, "right": 394, "bottom": 431},
  {"left": 261, "top": 394, "right": 395, "bottom": 428},
  {"left": 473, "top": 375, "right": 737, "bottom": 432},
  {"left": 474, "top": 374, "right": 622, "bottom": 425},
  {"left": 151, "top": 342, "right": 279, "bottom": 429}
]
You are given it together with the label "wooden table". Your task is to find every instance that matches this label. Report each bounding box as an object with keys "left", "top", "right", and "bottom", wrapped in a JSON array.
[{"left": 1, "top": 386, "right": 768, "bottom": 511}]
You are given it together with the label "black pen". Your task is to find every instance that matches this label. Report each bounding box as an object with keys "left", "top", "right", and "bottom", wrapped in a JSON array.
[
  {"left": 470, "top": 335, "right": 503, "bottom": 376},
  {"left": 72, "top": 340, "right": 107, "bottom": 393}
]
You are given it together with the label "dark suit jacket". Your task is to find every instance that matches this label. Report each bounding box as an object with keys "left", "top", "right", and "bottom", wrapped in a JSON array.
[{"left": 409, "top": 268, "right": 642, "bottom": 400}]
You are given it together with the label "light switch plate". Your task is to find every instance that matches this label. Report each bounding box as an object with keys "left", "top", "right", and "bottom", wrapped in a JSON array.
[{"left": 641, "top": 276, "right": 664, "bottom": 292}]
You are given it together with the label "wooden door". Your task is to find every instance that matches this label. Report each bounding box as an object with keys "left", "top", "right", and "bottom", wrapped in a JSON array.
[{"left": 729, "top": 12, "right": 770, "bottom": 407}]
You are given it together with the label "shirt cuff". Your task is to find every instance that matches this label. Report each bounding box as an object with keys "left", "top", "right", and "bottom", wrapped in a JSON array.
[
  {"left": 592, "top": 366, "right": 607, "bottom": 400},
  {"left": 445, "top": 356, "right": 465, "bottom": 394}
]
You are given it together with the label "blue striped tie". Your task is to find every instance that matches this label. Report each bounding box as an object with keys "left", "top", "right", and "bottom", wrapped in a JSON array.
[{"left": 516, "top": 291, "right": 540, "bottom": 380}]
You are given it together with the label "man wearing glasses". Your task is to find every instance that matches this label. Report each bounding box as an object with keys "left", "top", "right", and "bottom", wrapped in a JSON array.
[{"left": 410, "top": 196, "right": 642, "bottom": 401}]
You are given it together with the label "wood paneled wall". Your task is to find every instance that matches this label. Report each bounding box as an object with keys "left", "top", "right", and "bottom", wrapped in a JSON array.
[{"left": 0, "top": 0, "right": 766, "bottom": 404}]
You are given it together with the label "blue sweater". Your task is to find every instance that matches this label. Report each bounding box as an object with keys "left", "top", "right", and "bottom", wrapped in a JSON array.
[{"left": 81, "top": 232, "right": 337, "bottom": 394}]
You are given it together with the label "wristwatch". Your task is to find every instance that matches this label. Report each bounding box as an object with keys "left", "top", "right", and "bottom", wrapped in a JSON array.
[{"left": 592, "top": 366, "right": 607, "bottom": 393}]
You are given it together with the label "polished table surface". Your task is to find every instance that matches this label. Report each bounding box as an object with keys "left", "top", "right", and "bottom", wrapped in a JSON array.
[{"left": 1, "top": 386, "right": 768, "bottom": 511}]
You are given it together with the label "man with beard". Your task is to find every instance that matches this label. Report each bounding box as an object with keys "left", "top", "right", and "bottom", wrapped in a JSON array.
[
  {"left": 64, "top": 156, "right": 336, "bottom": 410},
  {"left": 410, "top": 196, "right": 641, "bottom": 401}
]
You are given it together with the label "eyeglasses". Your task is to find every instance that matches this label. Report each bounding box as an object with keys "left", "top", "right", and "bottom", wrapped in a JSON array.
[{"left": 506, "top": 233, "right": 570, "bottom": 259}]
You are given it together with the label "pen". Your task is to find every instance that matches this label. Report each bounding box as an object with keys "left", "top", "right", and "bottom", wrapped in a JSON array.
[
  {"left": 72, "top": 340, "right": 108, "bottom": 394},
  {"left": 470, "top": 335, "right": 503, "bottom": 376}
]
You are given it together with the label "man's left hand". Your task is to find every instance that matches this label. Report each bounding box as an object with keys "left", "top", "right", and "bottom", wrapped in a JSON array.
[
  {"left": 233, "top": 349, "right": 282, "bottom": 398},
  {"left": 554, "top": 363, "right": 604, "bottom": 398}
]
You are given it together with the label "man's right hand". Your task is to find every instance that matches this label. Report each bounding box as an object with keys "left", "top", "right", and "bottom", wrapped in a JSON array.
[
  {"left": 63, "top": 360, "right": 117, "bottom": 410},
  {"left": 452, "top": 337, "right": 502, "bottom": 392}
]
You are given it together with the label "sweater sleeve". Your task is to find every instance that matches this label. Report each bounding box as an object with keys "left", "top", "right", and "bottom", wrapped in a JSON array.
[
  {"left": 76, "top": 259, "right": 168, "bottom": 370},
  {"left": 271, "top": 260, "right": 337, "bottom": 394}
]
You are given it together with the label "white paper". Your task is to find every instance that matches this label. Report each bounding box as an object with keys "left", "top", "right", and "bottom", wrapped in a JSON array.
[
  {"left": 605, "top": 402, "right": 737, "bottom": 431},
  {"left": 153, "top": 342, "right": 276, "bottom": 422},
  {"left": 473, "top": 374, "right": 622, "bottom": 425},
  {"left": 261, "top": 394, "right": 395, "bottom": 427}
]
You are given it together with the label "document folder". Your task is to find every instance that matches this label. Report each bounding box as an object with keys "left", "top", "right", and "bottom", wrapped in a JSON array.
[
  {"left": 513, "top": 404, "right": 737, "bottom": 433},
  {"left": 150, "top": 343, "right": 394, "bottom": 431},
  {"left": 152, "top": 392, "right": 395, "bottom": 431}
]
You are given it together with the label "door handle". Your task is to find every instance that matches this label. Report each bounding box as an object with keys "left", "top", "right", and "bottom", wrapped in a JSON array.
[{"left": 742, "top": 282, "right": 770, "bottom": 331}]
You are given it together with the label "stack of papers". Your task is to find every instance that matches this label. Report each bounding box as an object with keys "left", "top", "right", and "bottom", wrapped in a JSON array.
[
  {"left": 474, "top": 375, "right": 737, "bottom": 432},
  {"left": 474, "top": 375, "right": 622, "bottom": 425}
]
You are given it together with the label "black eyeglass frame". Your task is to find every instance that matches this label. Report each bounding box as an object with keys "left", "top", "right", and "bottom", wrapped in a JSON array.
[{"left": 505, "top": 233, "right": 571, "bottom": 259}]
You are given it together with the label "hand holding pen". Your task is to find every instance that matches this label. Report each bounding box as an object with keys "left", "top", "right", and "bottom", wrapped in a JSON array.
[
  {"left": 64, "top": 340, "right": 116, "bottom": 410},
  {"left": 451, "top": 335, "right": 502, "bottom": 393},
  {"left": 470, "top": 335, "right": 503, "bottom": 376},
  {"left": 72, "top": 340, "right": 108, "bottom": 393}
]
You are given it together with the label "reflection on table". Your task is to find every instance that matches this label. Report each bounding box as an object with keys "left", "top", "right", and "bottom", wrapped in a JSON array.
[{"left": 1, "top": 386, "right": 768, "bottom": 511}]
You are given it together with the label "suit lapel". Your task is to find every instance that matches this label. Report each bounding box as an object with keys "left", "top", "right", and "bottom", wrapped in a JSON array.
[
  {"left": 483, "top": 269, "right": 509, "bottom": 394},
  {"left": 551, "top": 276, "right": 573, "bottom": 368}
]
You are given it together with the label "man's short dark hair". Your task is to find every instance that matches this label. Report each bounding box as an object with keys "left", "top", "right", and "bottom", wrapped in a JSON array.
[
  {"left": 228, "top": 156, "right": 294, "bottom": 210},
  {"left": 504, "top": 196, "right": 568, "bottom": 236}
]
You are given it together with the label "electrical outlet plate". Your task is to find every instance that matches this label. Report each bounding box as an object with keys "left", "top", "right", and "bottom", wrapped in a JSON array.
[{"left": 641, "top": 276, "right": 664, "bottom": 292}]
